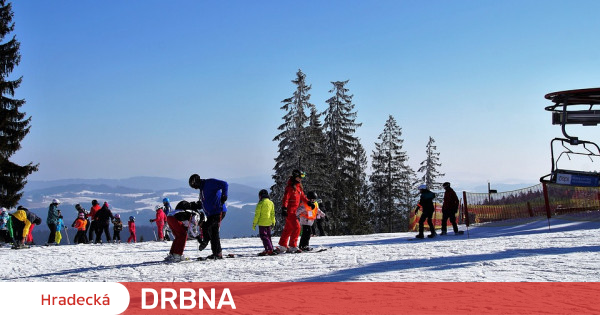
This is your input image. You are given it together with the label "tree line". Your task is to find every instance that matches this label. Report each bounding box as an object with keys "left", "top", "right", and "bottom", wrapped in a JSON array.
[{"left": 271, "top": 69, "right": 444, "bottom": 235}]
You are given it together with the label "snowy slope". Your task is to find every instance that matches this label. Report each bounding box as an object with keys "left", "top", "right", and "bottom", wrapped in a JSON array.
[{"left": 2, "top": 214, "right": 600, "bottom": 282}]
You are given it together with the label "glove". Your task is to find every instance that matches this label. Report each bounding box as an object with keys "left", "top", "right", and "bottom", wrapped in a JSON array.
[
  {"left": 149, "top": 219, "right": 154, "bottom": 223},
  {"left": 221, "top": 195, "right": 228, "bottom": 204},
  {"left": 281, "top": 207, "right": 287, "bottom": 218},
  {"left": 252, "top": 225, "right": 256, "bottom": 231}
]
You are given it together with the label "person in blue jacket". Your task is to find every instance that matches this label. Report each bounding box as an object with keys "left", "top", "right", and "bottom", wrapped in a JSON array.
[{"left": 189, "top": 174, "right": 228, "bottom": 260}]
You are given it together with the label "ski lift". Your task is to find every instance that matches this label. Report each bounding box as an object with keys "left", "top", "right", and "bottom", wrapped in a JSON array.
[{"left": 540, "top": 88, "right": 600, "bottom": 187}]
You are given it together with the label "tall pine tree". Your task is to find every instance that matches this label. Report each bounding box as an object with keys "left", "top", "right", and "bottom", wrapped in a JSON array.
[
  {"left": 0, "top": 0, "right": 38, "bottom": 208},
  {"left": 271, "top": 69, "right": 314, "bottom": 231},
  {"left": 370, "top": 115, "right": 415, "bottom": 232},
  {"left": 417, "top": 136, "right": 444, "bottom": 196},
  {"left": 323, "top": 80, "right": 363, "bottom": 235}
]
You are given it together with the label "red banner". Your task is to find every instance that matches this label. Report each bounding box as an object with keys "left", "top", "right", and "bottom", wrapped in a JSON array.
[{"left": 121, "top": 282, "right": 600, "bottom": 315}]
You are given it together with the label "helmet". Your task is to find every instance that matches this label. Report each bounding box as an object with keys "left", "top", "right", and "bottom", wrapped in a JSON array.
[
  {"left": 52, "top": 198, "right": 60, "bottom": 204},
  {"left": 258, "top": 189, "right": 269, "bottom": 199},
  {"left": 129, "top": 216, "right": 135, "bottom": 221},
  {"left": 78, "top": 212, "right": 85, "bottom": 219},
  {"left": 115, "top": 213, "right": 120, "bottom": 219},
  {"left": 442, "top": 182, "right": 451, "bottom": 188},
  {"left": 307, "top": 191, "right": 318, "bottom": 200},
  {"left": 92, "top": 200, "right": 98, "bottom": 205},
  {"left": 418, "top": 184, "right": 427, "bottom": 190},
  {"left": 162, "top": 197, "right": 170, "bottom": 203},
  {"left": 155, "top": 205, "right": 163, "bottom": 211},
  {"left": 33, "top": 217, "right": 42, "bottom": 225},
  {"left": 291, "top": 169, "right": 305, "bottom": 179},
  {"left": 189, "top": 174, "right": 202, "bottom": 189}
]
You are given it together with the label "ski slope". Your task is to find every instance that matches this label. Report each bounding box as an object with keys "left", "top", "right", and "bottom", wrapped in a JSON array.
[{"left": 2, "top": 214, "right": 600, "bottom": 282}]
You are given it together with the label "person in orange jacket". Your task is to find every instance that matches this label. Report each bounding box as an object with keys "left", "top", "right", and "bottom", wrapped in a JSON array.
[
  {"left": 276, "top": 169, "right": 309, "bottom": 253},
  {"left": 73, "top": 212, "right": 88, "bottom": 244}
]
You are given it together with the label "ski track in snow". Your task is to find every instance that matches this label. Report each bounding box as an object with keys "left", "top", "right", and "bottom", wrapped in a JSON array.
[{"left": 2, "top": 215, "right": 600, "bottom": 282}]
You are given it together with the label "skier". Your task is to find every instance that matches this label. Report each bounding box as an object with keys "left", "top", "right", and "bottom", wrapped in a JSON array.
[
  {"left": 441, "top": 182, "right": 463, "bottom": 235},
  {"left": 158, "top": 198, "right": 173, "bottom": 241},
  {"left": 149, "top": 205, "right": 167, "bottom": 241},
  {"left": 189, "top": 173, "right": 229, "bottom": 260},
  {"left": 87, "top": 200, "right": 101, "bottom": 243},
  {"left": 46, "top": 199, "right": 61, "bottom": 246},
  {"left": 94, "top": 202, "right": 114, "bottom": 244},
  {"left": 297, "top": 191, "right": 323, "bottom": 251},
  {"left": 165, "top": 200, "right": 203, "bottom": 262},
  {"left": 73, "top": 212, "right": 88, "bottom": 244},
  {"left": 0, "top": 207, "right": 14, "bottom": 245},
  {"left": 127, "top": 216, "right": 136, "bottom": 243},
  {"left": 277, "top": 169, "right": 309, "bottom": 253},
  {"left": 252, "top": 189, "right": 276, "bottom": 256},
  {"left": 415, "top": 185, "right": 437, "bottom": 239},
  {"left": 312, "top": 203, "right": 328, "bottom": 237},
  {"left": 11, "top": 206, "right": 42, "bottom": 249},
  {"left": 112, "top": 214, "right": 123, "bottom": 243},
  {"left": 72, "top": 204, "right": 90, "bottom": 235},
  {"left": 55, "top": 210, "right": 65, "bottom": 244}
]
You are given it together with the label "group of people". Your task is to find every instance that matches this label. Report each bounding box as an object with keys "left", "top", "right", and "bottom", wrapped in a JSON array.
[
  {"left": 1, "top": 170, "right": 463, "bottom": 260},
  {"left": 414, "top": 181, "right": 463, "bottom": 239}
]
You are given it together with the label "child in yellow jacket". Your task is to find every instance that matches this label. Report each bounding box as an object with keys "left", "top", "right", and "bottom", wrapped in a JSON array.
[{"left": 252, "top": 189, "right": 276, "bottom": 256}]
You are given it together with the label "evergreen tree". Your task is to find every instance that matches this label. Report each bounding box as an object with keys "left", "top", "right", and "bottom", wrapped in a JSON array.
[
  {"left": 271, "top": 69, "right": 314, "bottom": 232},
  {"left": 346, "top": 141, "right": 373, "bottom": 234},
  {"left": 323, "top": 80, "right": 362, "bottom": 235},
  {"left": 370, "top": 115, "right": 415, "bottom": 232},
  {"left": 417, "top": 136, "right": 444, "bottom": 198},
  {"left": 0, "top": 1, "right": 38, "bottom": 208},
  {"left": 301, "top": 107, "right": 333, "bottom": 203}
]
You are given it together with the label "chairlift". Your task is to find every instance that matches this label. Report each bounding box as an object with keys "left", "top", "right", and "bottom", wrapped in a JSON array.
[{"left": 540, "top": 88, "right": 600, "bottom": 187}]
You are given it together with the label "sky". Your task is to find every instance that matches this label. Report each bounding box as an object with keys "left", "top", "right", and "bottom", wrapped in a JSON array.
[{"left": 8, "top": 0, "right": 600, "bottom": 188}]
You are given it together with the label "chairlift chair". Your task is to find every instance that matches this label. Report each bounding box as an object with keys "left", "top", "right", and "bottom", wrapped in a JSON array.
[{"left": 540, "top": 88, "right": 600, "bottom": 187}]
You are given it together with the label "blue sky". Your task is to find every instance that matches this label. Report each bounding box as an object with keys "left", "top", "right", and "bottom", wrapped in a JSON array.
[{"left": 9, "top": 0, "right": 600, "bottom": 188}]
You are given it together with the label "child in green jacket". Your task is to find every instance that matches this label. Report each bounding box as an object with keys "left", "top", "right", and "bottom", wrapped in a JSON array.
[{"left": 252, "top": 189, "right": 276, "bottom": 256}]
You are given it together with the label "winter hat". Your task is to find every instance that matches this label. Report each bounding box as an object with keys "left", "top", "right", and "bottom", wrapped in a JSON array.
[
  {"left": 52, "top": 198, "right": 61, "bottom": 204},
  {"left": 33, "top": 217, "right": 42, "bottom": 225},
  {"left": 103, "top": 202, "right": 110, "bottom": 208},
  {"left": 189, "top": 174, "right": 202, "bottom": 189},
  {"left": 418, "top": 184, "right": 427, "bottom": 190},
  {"left": 115, "top": 213, "right": 120, "bottom": 219}
]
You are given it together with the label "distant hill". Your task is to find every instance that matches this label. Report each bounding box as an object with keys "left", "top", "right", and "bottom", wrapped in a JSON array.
[{"left": 21, "top": 177, "right": 262, "bottom": 240}]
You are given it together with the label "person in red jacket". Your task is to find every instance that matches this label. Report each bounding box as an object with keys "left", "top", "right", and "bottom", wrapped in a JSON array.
[
  {"left": 276, "top": 169, "right": 309, "bottom": 253},
  {"left": 127, "top": 216, "right": 136, "bottom": 243},
  {"left": 87, "top": 200, "right": 101, "bottom": 243},
  {"left": 150, "top": 205, "right": 167, "bottom": 241}
]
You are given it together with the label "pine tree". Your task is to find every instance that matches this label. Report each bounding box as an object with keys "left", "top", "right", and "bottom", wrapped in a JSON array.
[
  {"left": 323, "top": 80, "right": 362, "bottom": 235},
  {"left": 0, "top": 1, "right": 38, "bottom": 208},
  {"left": 271, "top": 69, "right": 314, "bottom": 232},
  {"left": 417, "top": 136, "right": 444, "bottom": 196},
  {"left": 300, "top": 107, "right": 333, "bottom": 203},
  {"left": 346, "top": 141, "right": 373, "bottom": 234},
  {"left": 370, "top": 115, "right": 415, "bottom": 232}
]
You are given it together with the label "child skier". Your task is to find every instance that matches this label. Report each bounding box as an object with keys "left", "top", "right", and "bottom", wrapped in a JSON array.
[
  {"left": 55, "top": 210, "right": 64, "bottom": 244},
  {"left": 297, "top": 191, "right": 323, "bottom": 251},
  {"left": 252, "top": 189, "right": 276, "bottom": 256},
  {"left": 73, "top": 212, "right": 88, "bottom": 244},
  {"left": 0, "top": 207, "right": 14, "bottom": 245},
  {"left": 112, "top": 214, "right": 123, "bottom": 243},
  {"left": 127, "top": 216, "right": 136, "bottom": 243}
]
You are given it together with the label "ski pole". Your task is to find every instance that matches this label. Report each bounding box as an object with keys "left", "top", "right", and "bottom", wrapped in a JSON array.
[
  {"left": 64, "top": 227, "right": 71, "bottom": 244},
  {"left": 153, "top": 229, "right": 157, "bottom": 241}
]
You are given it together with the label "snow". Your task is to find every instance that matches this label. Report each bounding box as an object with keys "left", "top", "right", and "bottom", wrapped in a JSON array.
[{"left": 2, "top": 213, "right": 600, "bottom": 282}]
